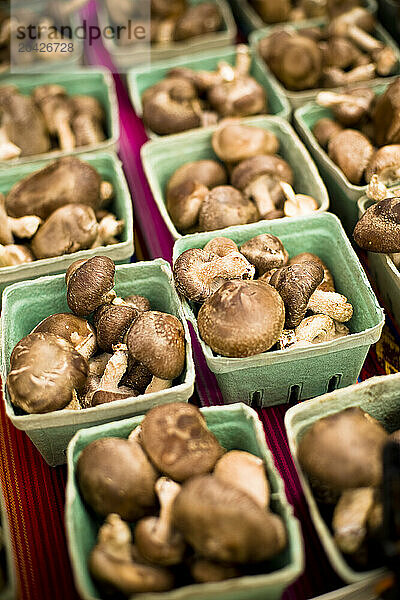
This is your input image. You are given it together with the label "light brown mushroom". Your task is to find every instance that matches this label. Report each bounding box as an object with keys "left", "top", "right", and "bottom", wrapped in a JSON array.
[
  {"left": 90, "top": 344, "right": 135, "bottom": 406},
  {"left": 198, "top": 185, "right": 259, "bottom": 230},
  {"left": 280, "top": 181, "right": 319, "bottom": 217},
  {"left": 0, "top": 244, "right": 34, "bottom": 267},
  {"left": 214, "top": 450, "right": 270, "bottom": 508},
  {"left": 203, "top": 237, "right": 238, "bottom": 257},
  {"left": 332, "top": 487, "right": 376, "bottom": 554},
  {"left": 372, "top": 78, "right": 400, "bottom": 146},
  {"left": 328, "top": 129, "right": 374, "bottom": 184},
  {"left": 312, "top": 118, "right": 343, "bottom": 148},
  {"left": 316, "top": 88, "right": 375, "bottom": 127},
  {"left": 190, "top": 558, "right": 241, "bottom": 583},
  {"left": 240, "top": 233, "right": 289, "bottom": 275},
  {"left": 33, "top": 84, "right": 75, "bottom": 151},
  {"left": 32, "top": 313, "right": 97, "bottom": 359},
  {"left": 365, "top": 145, "right": 400, "bottom": 185},
  {"left": 173, "top": 2, "right": 222, "bottom": 40},
  {"left": 91, "top": 213, "right": 124, "bottom": 248},
  {"left": 322, "top": 64, "right": 376, "bottom": 87},
  {"left": 70, "top": 95, "right": 106, "bottom": 147},
  {"left": 211, "top": 120, "right": 279, "bottom": 164}
]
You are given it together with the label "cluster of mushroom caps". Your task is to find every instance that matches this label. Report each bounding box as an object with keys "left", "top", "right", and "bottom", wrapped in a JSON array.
[
  {"left": 167, "top": 120, "right": 319, "bottom": 234},
  {"left": 259, "top": 8, "right": 397, "bottom": 91},
  {"left": 107, "top": 0, "right": 222, "bottom": 46},
  {"left": 312, "top": 78, "right": 400, "bottom": 186},
  {"left": 173, "top": 234, "right": 353, "bottom": 358},
  {"left": 298, "top": 406, "right": 399, "bottom": 568},
  {"left": 0, "top": 82, "right": 106, "bottom": 161},
  {"left": 0, "top": 157, "right": 123, "bottom": 267},
  {"left": 79, "top": 402, "right": 287, "bottom": 596},
  {"left": 6, "top": 256, "right": 186, "bottom": 414},
  {"left": 251, "top": 0, "right": 364, "bottom": 24},
  {"left": 142, "top": 45, "right": 267, "bottom": 135}
]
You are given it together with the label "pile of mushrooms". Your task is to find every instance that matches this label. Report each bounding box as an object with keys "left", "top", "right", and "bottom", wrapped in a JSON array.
[
  {"left": 258, "top": 8, "right": 398, "bottom": 92},
  {"left": 0, "top": 157, "right": 123, "bottom": 266},
  {"left": 250, "top": 0, "right": 365, "bottom": 24},
  {"left": 107, "top": 0, "right": 222, "bottom": 46},
  {"left": 0, "top": 83, "right": 106, "bottom": 160},
  {"left": 6, "top": 256, "right": 186, "bottom": 414},
  {"left": 173, "top": 234, "right": 353, "bottom": 357},
  {"left": 166, "top": 119, "right": 319, "bottom": 234},
  {"left": 297, "top": 406, "right": 399, "bottom": 569},
  {"left": 141, "top": 45, "right": 268, "bottom": 135},
  {"left": 311, "top": 77, "right": 400, "bottom": 186},
  {"left": 78, "top": 402, "right": 287, "bottom": 596}
]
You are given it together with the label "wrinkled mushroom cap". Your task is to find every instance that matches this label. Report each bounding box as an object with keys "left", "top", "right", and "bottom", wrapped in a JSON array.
[
  {"left": 198, "top": 185, "right": 259, "bottom": 231},
  {"left": 328, "top": 129, "right": 374, "bottom": 185},
  {"left": 353, "top": 197, "right": 400, "bottom": 253},
  {"left": 141, "top": 402, "right": 224, "bottom": 482},
  {"left": 231, "top": 155, "right": 294, "bottom": 192},
  {"left": 240, "top": 233, "right": 289, "bottom": 275},
  {"left": 298, "top": 407, "right": 389, "bottom": 490},
  {"left": 32, "top": 313, "right": 97, "bottom": 356},
  {"left": 7, "top": 332, "right": 88, "bottom": 413},
  {"left": 365, "top": 145, "right": 400, "bottom": 184},
  {"left": 67, "top": 256, "right": 115, "bottom": 316},
  {"left": 123, "top": 294, "right": 151, "bottom": 312},
  {"left": 289, "top": 252, "right": 335, "bottom": 292},
  {"left": 197, "top": 279, "right": 285, "bottom": 357},
  {"left": 93, "top": 303, "right": 139, "bottom": 352},
  {"left": 77, "top": 436, "right": 158, "bottom": 521},
  {"left": 127, "top": 311, "right": 185, "bottom": 380},
  {"left": 212, "top": 120, "right": 279, "bottom": 163}
]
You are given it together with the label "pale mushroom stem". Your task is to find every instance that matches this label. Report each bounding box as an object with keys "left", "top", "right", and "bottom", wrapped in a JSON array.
[
  {"left": 235, "top": 45, "right": 251, "bottom": 77},
  {"left": 347, "top": 24, "right": 383, "bottom": 53},
  {"left": 191, "top": 99, "right": 218, "bottom": 128},
  {"left": 100, "top": 181, "right": 114, "bottom": 205},
  {"left": 366, "top": 175, "right": 400, "bottom": 201},
  {"left": 316, "top": 91, "right": 370, "bottom": 110},
  {"left": 64, "top": 389, "right": 81, "bottom": 411},
  {"left": 74, "top": 331, "right": 97, "bottom": 360},
  {"left": 98, "top": 514, "right": 133, "bottom": 562},
  {"left": 152, "top": 478, "right": 181, "bottom": 545},
  {"left": 0, "top": 244, "right": 33, "bottom": 267},
  {"left": 74, "top": 115, "right": 105, "bottom": 146},
  {"left": 325, "top": 63, "right": 376, "bottom": 86},
  {"left": 308, "top": 289, "right": 353, "bottom": 322},
  {"left": 128, "top": 426, "right": 142, "bottom": 444},
  {"left": 145, "top": 377, "right": 173, "bottom": 394},
  {"left": 9, "top": 215, "right": 42, "bottom": 239},
  {"left": 247, "top": 175, "right": 277, "bottom": 217},
  {"left": 91, "top": 214, "right": 124, "bottom": 249},
  {"left": 217, "top": 61, "right": 236, "bottom": 83},
  {"left": 56, "top": 114, "right": 76, "bottom": 151},
  {"left": 280, "top": 181, "right": 299, "bottom": 207},
  {"left": 0, "top": 127, "right": 21, "bottom": 160},
  {"left": 333, "top": 487, "right": 375, "bottom": 554},
  {"left": 100, "top": 344, "right": 129, "bottom": 391}
]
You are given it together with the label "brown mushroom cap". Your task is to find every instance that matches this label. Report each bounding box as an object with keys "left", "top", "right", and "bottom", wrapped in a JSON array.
[
  {"left": 212, "top": 120, "right": 279, "bottom": 164},
  {"left": 5, "top": 157, "right": 102, "bottom": 219},
  {"left": 214, "top": 450, "right": 270, "bottom": 509},
  {"left": 289, "top": 252, "right": 335, "bottom": 292},
  {"left": 93, "top": 303, "right": 139, "bottom": 352},
  {"left": 298, "top": 407, "right": 389, "bottom": 490},
  {"left": 123, "top": 294, "right": 151, "bottom": 312},
  {"left": 240, "top": 234, "right": 289, "bottom": 276},
  {"left": 372, "top": 78, "right": 400, "bottom": 147},
  {"left": 167, "top": 180, "right": 208, "bottom": 232},
  {"left": 353, "top": 197, "right": 400, "bottom": 253},
  {"left": 121, "top": 362, "right": 152, "bottom": 394},
  {"left": 32, "top": 313, "right": 97, "bottom": 357},
  {"left": 167, "top": 160, "right": 227, "bottom": 196},
  {"left": 231, "top": 155, "right": 294, "bottom": 192},
  {"left": 197, "top": 279, "right": 285, "bottom": 357},
  {"left": 77, "top": 436, "right": 158, "bottom": 520},
  {"left": 252, "top": 0, "right": 291, "bottom": 23},
  {"left": 312, "top": 118, "right": 343, "bottom": 148},
  {"left": 173, "top": 474, "right": 287, "bottom": 563},
  {"left": 328, "top": 129, "right": 374, "bottom": 185},
  {"left": 365, "top": 145, "right": 400, "bottom": 184},
  {"left": 207, "top": 76, "right": 267, "bottom": 119},
  {"left": 140, "top": 402, "right": 224, "bottom": 482},
  {"left": 269, "top": 262, "right": 324, "bottom": 328},
  {"left": 198, "top": 185, "right": 259, "bottom": 231},
  {"left": 174, "top": 2, "right": 222, "bottom": 41},
  {"left": 67, "top": 256, "right": 116, "bottom": 317},
  {"left": 203, "top": 237, "right": 238, "bottom": 257},
  {"left": 30, "top": 204, "right": 99, "bottom": 259},
  {"left": 126, "top": 311, "right": 185, "bottom": 380},
  {"left": 330, "top": 88, "right": 376, "bottom": 128},
  {"left": 7, "top": 332, "right": 88, "bottom": 413},
  {"left": 190, "top": 559, "right": 241, "bottom": 583}
]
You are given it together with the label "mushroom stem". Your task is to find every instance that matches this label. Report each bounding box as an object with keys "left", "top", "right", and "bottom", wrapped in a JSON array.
[
  {"left": 295, "top": 314, "right": 349, "bottom": 346},
  {"left": 0, "top": 244, "right": 34, "bottom": 266},
  {"left": 345, "top": 26, "right": 397, "bottom": 75},
  {"left": 246, "top": 175, "right": 276, "bottom": 217},
  {"left": 8, "top": 215, "right": 42, "bottom": 239},
  {"left": 316, "top": 91, "right": 370, "bottom": 110},
  {"left": 145, "top": 377, "right": 173, "bottom": 394},
  {"left": 100, "top": 181, "right": 114, "bottom": 206},
  {"left": 333, "top": 487, "right": 376, "bottom": 554},
  {"left": 323, "top": 63, "right": 376, "bottom": 86},
  {"left": 366, "top": 175, "right": 400, "bottom": 201},
  {"left": 153, "top": 478, "right": 181, "bottom": 545},
  {"left": 64, "top": 389, "right": 82, "bottom": 411},
  {"left": 280, "top": 181, "right": 318, "bottom": 217},
  {"left": 235, "top": 44, "right": 251, "bottom": 77},
  {"left": 0, "top": 127, "right": 21, "bottom": 160},
  {"left": 91, "top": 214, "right": 124, "bottom": 248},
  {"left": 99, "top": 344, "right": 128, "bottom": 391},
  {"left": 72, "top": 331, "right": 97, "bottom": 360},
  {"left": 308, "top": 289, "right": 353, "bottom": 322}
]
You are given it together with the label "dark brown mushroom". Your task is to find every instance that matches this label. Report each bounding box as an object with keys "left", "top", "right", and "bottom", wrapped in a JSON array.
[
  {"left": 190, "top": 559, "right": 241, "bottom": 583},
  {"left": 66, "top": 256, "right": 116, "bottom": 316},
  {"left": 123, "top": 294, "right": 151, "bottom": 312},
  {"left": 372, "top": 78, "right": 400, "bottom": 147},
  {"left": 251, "top": 0, "right": 291, "bottom": 23},
  {"left": 327, "top": 129, "right": 374, "bottom": 184},
  {"left": 240, "top": 234, "right": 289, "bottom": 276},
  {"left": 289, "top": 252, "right": 335, "bottom": 292},
  {"left": 353, "top": 196, "right": 400, "bottom": 253},
  {"left": 198, "top": 185, "right": 259, "bottom": 231},
  {"left": 93, "top": 303, "right": 139, "bottom": 353},
  {"left": 167, "top": 180, "right": 208, "bottom": 233}
]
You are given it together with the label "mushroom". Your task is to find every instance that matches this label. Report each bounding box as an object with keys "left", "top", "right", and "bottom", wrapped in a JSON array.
[
  {"left": 327, "top": 7, "right": 376, "bottom": 33},
  {"left": 332, "top": 487, "right": 376, "bottom": 554},
  {"left": 173, "top": 474, "right": 287, "bottom": 563},
  {"left": 214, "top": 450, "right": 270, "bottom": 508},
  {"left": 198, "top": 186, "right": 259, "bottom": 231},
  {"left": 140, "top": 402, "right": 224, "bottom": 482},
  {"left": 174, "top": 2, "right": 222, "bottom": 40},
  {"left": 0, "top": 244, "right": 34, "bottom": 266},
  {"left": 240, "top": 234, "right": 289, "bottom": 276},
  {"left": 365, "top": 145, "right": 400, "bottom": 185},
  {"left": 66, "top": 256, "right": 116, "bottom": 316},
  {"left": 231, "top": 155, "right": 293, "bottom": 219},
  {"left": 30, "top": 204, "right": 99, "bottom": 259},
  {"left": 197, "top": 279, "right": 285, "bottom": 357},
  {"left": 5, "top": 157, "right": 105, "bottom": 219},
  {"left": 0, "top": 193, "right": 41, "bottom": 245},
  {"left": 7, "top": 332, "right": 88, "bottom": 413},
  {"left": 151, "top": 0, "right": 186, "bottom": 19},
  {"left": 251, "top": 0, "right": 291, "bottom": 23},
  {"left": 0, "top": 126, "right": 21, "bottom": 160},
  {"left": 316, "top": 88, "right": 375, "bottom": 127},
  {"left": 372, "top": 78, "right": 400, "bottom": 147},
  {"left": 32, "top": 313, "right": 97, "bottom": 359},
  {"left": 89, "top": 514, "right": 174, "bottom": 595},
  {"left": 321, "top": 64, "right": 376, "bottom": 87},
  {"left": 70, "top": 95, "right": 105, "bottom": 147},
  {"left": 121, "top": 362, "right": 152, "bottom": 395},
  {"left": 167, "top": 160, "right": 227, "bottom": 194},
  {"left": 319, "top": 36, "right": 367, "bottom": 70},
  {"left": 353, "top": 196, "right": 400, "bottom": 253},
  {"left": 293, "top": 314, "right": 349, "bottom": 347},
  {"left": 203, "top": 237, "right": 238, "bottom": 257},
  {"left": 327, "top": 129, "right": 374, "bottom": 184},
  {"left": 33, "top": 84, "right": 75, "bottom": 151},
  {"left": 173, "top": 247, "right": 255, "bottom": 302},
  {"left": 91, "top": 344, "right": 134, "bottom": 406},
  {"left": 212, "top": 120, "right": 279, "bottom": 164},
  {"left": 123, "top": 294, "right": 151, "bottom": 312},
  {"left": 298, "top": 407, "right": 389, "bottom": 491},
  {"left": 190, "top": 559, "right": 241, "bottom": 583},
  {"left": 280, "top": 181, "right": 319, "bottom": 217},
  {"left": 289, "top": 252, "right": 335, "bottom": 292},
  {"left": 77, "top": 429, "right": 158, "bottom": 520},
  {"left": 135, "top": 477, "right": 185, "bottom": 566},
  {"left": 91, "top": 213, "right": 124, "bottom": 248},
  {"left": 93, "top": 303, "right": 139, "bottom": 352},
  {"left": 312, "top": 118, "right": 343, "bottom": 148}
]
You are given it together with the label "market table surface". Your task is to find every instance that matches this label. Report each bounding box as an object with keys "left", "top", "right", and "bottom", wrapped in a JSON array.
[{"left": 0, "top": 3, "right": 399, "bottom": 599}]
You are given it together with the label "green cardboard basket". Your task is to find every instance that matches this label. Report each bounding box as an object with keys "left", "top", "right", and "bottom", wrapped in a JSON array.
[
  {"left": 229, "top": 0, "right": 377, "bottom": 36},
  {"left": 127, "top": 45, "right": 291, "bottom": 138},
  {"left": 285, "top": 372, "right": 400, "bottom": 583},
  {"left": 172, "top": 213, "right": 384, "bottom": 407},
  {"left": 98, "top": 0, "right": 237, "bottom": 69},
  {"left": 293, "top": 83, "right": 390, "bottom": 235},
  {"left": 357, "top": 194, "right": 400, "bottom": 327},
  {"left": 1, "top": 260, "right": 196, "bottom": 466},
  {"left": 0, "top": 68, "right": 119, "bottom": 166},
  {"left": 249, "top": 22, "right": 399, "bottom": 109},
  {"left": 65, "top": 403, "right": 304, "bottom": 600},
  {"left": 0, "top": 488, "right": 16, "bottom": 600},
  {"left": 141, "top": 115, "right": 330, "bottom": 241},
  {"left": 0, "top": 151, "right": 134, "bottom": 296}
]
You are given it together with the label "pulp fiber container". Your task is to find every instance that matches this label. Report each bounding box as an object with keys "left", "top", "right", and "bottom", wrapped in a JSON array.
[
  {"left": 357, "top": 194, "right": 400, "bottom": 327},
  {"left": 172, "top": 213, "right": 384, "bottom": 407},
  {"left": 229, "top": 0, "right": 377, "bottom": 36},
  {"left": 249, "top": 23, "right": 400, "bottom": 109},
  {"left": 0, "top": 68, "right": 119, "bottom": 166},
  {"left": 1, "top": 260, "right": 195, "bottom": 466},
  {"left": 141, "top": 115, "right": 330, "bottom": 241},
  {"left": 285, "top": 372, "right": 400, "bottom": 582},
  {"left": 98, "top": 0, "right": 237, "bottom": 69},
  {"left": 66, "top": 403, "right": 304, "bottom": 600},
  {"left": 0, "top": 152, "right": 134, "bottom": 296},
  {"left": 293, "top": 83, "right": 389, "bottom": 234},
  {"left": 0, "top": 488, "right": 16, "bottom": 600},
  {"left": 127, "top": 45, "right": 291, "bottom": 139}
]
